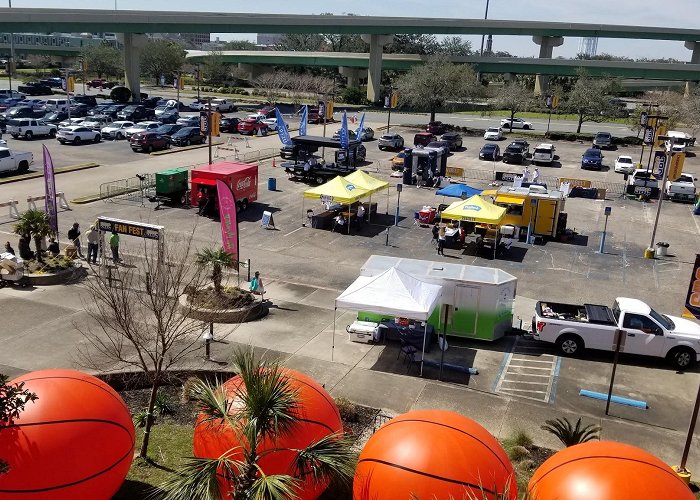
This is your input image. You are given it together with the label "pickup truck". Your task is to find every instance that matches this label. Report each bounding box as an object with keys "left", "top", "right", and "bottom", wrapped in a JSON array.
[
  {"left": 665, "top": 173, "right": 697, "bottom": 203},
  {"left": 283, "top": 159, "right": 355, "bottom": 185},
  {"left": 532, "top": 297, "right": 700, "bottom": 369},
  {"left": 0, "top": 147, "right": 33, "bottom": 174}
]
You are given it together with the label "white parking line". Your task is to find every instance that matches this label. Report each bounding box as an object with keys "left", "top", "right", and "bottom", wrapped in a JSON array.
[{"left": 494, "top": 336, "right": 560, "bottom": 403}]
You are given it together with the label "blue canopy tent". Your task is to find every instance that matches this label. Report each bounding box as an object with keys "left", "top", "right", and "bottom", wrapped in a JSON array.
[{"left": 436, "top": 183, "right": 482, "bottom": 199}]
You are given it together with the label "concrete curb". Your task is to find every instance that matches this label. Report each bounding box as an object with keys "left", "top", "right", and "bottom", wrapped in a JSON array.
[
  {"left": 149, "top": 141, "right": 224, "bottom": 156},
  {"left": 0, "top": 162, "right": 100, "bottom": 185}
]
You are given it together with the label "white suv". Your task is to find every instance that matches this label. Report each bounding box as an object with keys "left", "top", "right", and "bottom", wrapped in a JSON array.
[
  {"left": 101, "top": 121, "right": 134, "bottom": 140},
  {"left": 532, "top": 143, "right": 555, "bottom": 165},
  {"left": 6, "top": 118, "right": 57, "bottom": 139},
  {"left": 56, "top": 125, "right": 101, "bottom": 144},
  {"left": 124, "top": 121, "right": 160, "bottom": 139}
]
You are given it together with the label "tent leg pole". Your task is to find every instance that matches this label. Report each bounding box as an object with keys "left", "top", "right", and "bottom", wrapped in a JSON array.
[
  {"left": 348, "top": 204, "right": 351, "bottom": 235},
  {"left": 302, "top": 198, "right": 305, "bottom": 227},
  {"left": 332, "top": 308, "right": 336, "bottom": 362},
  {"left": 368, "top": 194, "right": 372, "bottom": 223},
  {"left": 420, "top": 323, "right": 428, "bottom": 377}
]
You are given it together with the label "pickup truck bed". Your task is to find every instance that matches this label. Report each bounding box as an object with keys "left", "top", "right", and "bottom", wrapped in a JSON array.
[
  {"left": 283, "top": 161, "right": 356, "bottom": 184},
  {"left": 536, "top": 301, "right": 615, "bottom": 325}
]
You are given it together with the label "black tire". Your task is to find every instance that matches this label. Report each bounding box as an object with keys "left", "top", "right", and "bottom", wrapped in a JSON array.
[
  {"left": 116, "top": 132, "right": 123, "bottom": 140},
  {"left": 147, "top": 145, "right": 153, "bottom": 153},
  {"left": 185, "top": 139, "right": 191, "bottom": 146},
  {"left": 11, "top": 134, "right": 18, "bottom": 139},
  {"left": 315, "top": 175, "right": 325, "bottom": 185},
  {"left": 17, "top": 160, "right": 29, "bottom": 173},
  {"left": 668, "top": 347, "right": 696, "bottom": 370},
  {"left": 49, "top": 129, "right": 56, "bottom": 138},
  {"left": 241, "top": 199, "right": 248, "bottom": 210},
  {"left": 523, "top": 125, "right": 530, "bottom": 130},
  {"left": 74, "top": 137, "right": 81, "bottom": 144},
  {"left": 93, "top": 135, "right": 101, "bottom": 143},
  {"left": 24, "top": 131, "right": 33, "bottom": 140},
  {"left": 556, "top": 334, "right": 584, "bottom": 356}
]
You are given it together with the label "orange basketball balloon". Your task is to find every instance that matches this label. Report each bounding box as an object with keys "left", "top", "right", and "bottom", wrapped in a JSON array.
[
  {"left": 0, "top": 369, "right": 135, "bottom": 500},
  {"left": 528, "top": 440, "right": 694, "bottom": 500},
  {"left": 353, "top": 410, "right": 517, "bottom": 500},
  {"left": 193, "top": 369, "right": 342, "bottom": 500}
]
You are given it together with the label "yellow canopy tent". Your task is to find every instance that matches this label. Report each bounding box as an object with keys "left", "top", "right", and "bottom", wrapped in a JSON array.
[
  {"left": 440, "top": 194, "right": 506, "bottom": 224},
  {"left": 303, "top": 176, "right": 370, "bottom": 234},
  {"left": 344, "top": 170, "right": 390, "bottom": 221}
]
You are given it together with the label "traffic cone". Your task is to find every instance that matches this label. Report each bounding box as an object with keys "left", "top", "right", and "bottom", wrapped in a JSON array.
[{"left": 272, "top": 158, "right": 277, "bottom": 168}]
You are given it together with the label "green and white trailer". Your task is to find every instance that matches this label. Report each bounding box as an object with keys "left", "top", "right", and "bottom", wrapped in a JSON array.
[{"left": 357, "top": 255, "right": 517, "bottom": 341}]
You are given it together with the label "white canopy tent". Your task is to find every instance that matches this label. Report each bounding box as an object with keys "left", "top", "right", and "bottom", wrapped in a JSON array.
[{"left": 334, "top": 267, "right": 443, "bottom": 375}]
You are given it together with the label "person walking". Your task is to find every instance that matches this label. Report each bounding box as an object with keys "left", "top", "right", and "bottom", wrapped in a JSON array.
[
  {"left": 109, "top": 231, "right": 120, "bottom": 264},
  {"left": 532, "top": 167, "right": 540, "bottom": 184},
  {"left": 86, "top": 225, "right": 99, "bottom": 264},
  {"left": 521, "top": 167, "right": 530, "bottom": 183},
  {"left": 431, "top": 222, "right": 439, "bottom": 248},
  {"left": 437, "top": 225, "right": 446, "bottom": 256},
  {"left": 67, "top": 222, "right": 83, "bottom": 258}
]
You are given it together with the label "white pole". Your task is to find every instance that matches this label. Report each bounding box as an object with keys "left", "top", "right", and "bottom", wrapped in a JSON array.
[{"left": 420, "top": 322, "right": 428, "bottom": 376}]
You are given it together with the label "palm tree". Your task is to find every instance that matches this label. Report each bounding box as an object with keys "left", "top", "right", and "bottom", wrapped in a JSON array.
[
  {"left": 160, "top": 348, "right": 356, "bottom": 500},
  {"left": 541, "top": 417, "right": 601, "bottom": 447},
  {"left": 13, "top": 209, "right": 52, "bottom": 262},
  {"left": 195, "top": 247, "right": 235, "bottom": 295}
]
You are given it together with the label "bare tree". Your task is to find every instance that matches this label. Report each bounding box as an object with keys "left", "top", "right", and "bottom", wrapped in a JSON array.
[
  {"left": 564, "top": 71, "right": 621, "bottom": 133},
  {"left": 493, "top": 82, "right": 536, "bottom": 132},
  {"left": 254, "top": 72, "right": 288, "bottom": 104},
  {"left": 78, "top": 231, "right": 213, "bottom": 460}
]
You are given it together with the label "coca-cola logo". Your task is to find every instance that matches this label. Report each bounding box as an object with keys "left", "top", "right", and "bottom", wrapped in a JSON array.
[{"left": 236, "top": 177, "right": 252, "bottom": 190}]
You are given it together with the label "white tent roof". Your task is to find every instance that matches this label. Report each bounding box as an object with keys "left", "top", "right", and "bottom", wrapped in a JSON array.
[{"left": 335, "top": 267, "right": 443, "bottom": 321}]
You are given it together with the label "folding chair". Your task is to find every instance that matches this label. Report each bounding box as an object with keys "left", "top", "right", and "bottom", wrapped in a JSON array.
[{"left": 397, "top": 338, "right": 417, "bottom": 364}]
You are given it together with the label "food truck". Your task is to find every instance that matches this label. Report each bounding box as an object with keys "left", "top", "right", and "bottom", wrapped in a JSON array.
[
  {"left": 491, "top": 185, "right": 567, "bottom": 238},
  {"left": 190, "top": 161, "right": 258, "bottom": 212},
  {"left": 355, "top": 256, "right": 517, "bottom": 341}
]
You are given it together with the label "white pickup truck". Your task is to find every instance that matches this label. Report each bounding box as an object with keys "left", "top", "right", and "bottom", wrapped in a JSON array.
[
  {"left": 0, "top": 147, "right": 33, "bottom": 174},
  {"left": 532, "top": 297, "right": 700, "bottom": 370},
  {"left": 665, "top": 173, "right": 697, "bottom": 203}
]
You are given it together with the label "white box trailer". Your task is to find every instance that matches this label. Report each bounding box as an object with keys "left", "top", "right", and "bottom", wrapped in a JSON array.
[{"left": 358, "top": 256, "right": 517, "bottom": 341}]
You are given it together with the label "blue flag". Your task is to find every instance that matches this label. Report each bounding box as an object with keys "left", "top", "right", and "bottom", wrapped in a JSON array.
[
  {"left": 275, "top": 107, "right": 292, "bottom": 146},
  {"left": 355, "top": 112, "right": 366, "bottom": 141},
  {"left": 339, "top": 110, "right": 349, "bottom": 149},
  {"left": 299, "top": 105, "right": 308, "bottom": 136}
]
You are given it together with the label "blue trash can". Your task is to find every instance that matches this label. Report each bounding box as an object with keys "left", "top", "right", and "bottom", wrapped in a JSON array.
[{"left": 268, "top": 177, "right": 276, "bottom": 191}]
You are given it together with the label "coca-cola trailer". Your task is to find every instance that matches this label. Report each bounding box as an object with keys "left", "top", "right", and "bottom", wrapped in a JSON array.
[{"left": 190, "top": 161, "right": 258, "bottom": 212}]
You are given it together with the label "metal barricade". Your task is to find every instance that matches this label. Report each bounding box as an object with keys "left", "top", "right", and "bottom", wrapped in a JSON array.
[{"left": 99, "top": 174, "right": 155, "bottom": 205}]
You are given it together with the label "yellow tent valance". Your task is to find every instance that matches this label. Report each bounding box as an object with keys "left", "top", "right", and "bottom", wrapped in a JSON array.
[
  {"left": 440, "top": 195, "right": 506, "bottom": 224},
  {"left": 303, "top": 176, "right": 370, "bottom": 205}
]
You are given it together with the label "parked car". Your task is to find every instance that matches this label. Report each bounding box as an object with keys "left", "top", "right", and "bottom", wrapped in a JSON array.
[
  {"left": 102, "top": 104, "right": 127, "bottom": 119},
  {"left": 45, "top": 99, "right": 70, "bottom": 112},
  {"left": 532, "top": 143, "right": 555, "bottom": 165},
  {"left": 40, "top": 77, "right": 63, "bottom": 88},
  {"left": 426, "top": 121, "right": 446, "bottom": 134},
  {"left": 391, "top": 151, "right": 408, "bottom": 170},
  {"left": 82, "top": 115, "right": 113, "bottom": 130},
  {"left": 129, "top": 132, "right": 171, "bottom": 153},
  {"left": 220, "top": 116, "right": 239, "bottom": 133},
  {"left": 0, "top": 106, "right": 46, "bottom": 131},
  {"left": 176, "top": 116, "right": 200, "bottom": 127},
  {"left": 614, "top": 155, "right": 635, "bottom": 174},
  {"left": 143, "top": 96, "right": 165, "bottom": 109},
  {"left": 510, "top": 139, "right": 530, "bottom": 156},
  {"left": 86, "top": 79, "right": 116, "bottom": 89},
  {"left": 426, "top": 141, "right": 451, "bottom": 153},
  {"left": 261, "top": 117, "right": 278, "bottom": 131},
  {"left": 6, "top": 118, "right": 57, "bottom": 139},
  {"left": 88, "top": 103, "right": 115, "bottom": 116},
  {"left": 58, "top": 117, "right": 85, "bottom": 128},
  {"left": 581, "top": 148, "right": 604, "bottom": 170},
  {"left": 665, "top": 173, "right": 697, "bottom": 202},
  {"left": 238, "top": 117, "right": 269, "bottom": 135},
  {"left": 101, "top": 121, "right": 135, "bottom": 140},
  {"left": 17, "top": 82, "right": 52, "bottom": 96},
  {"left": 413, "top": 132, "right": 436, "bottom": 147},
  {"left": 154, "top": 106, "right": 179, "bottom": 124},
  {"left": 440, "top": 132, "right": 463, "bottom": 150},
  {"left": 189, "top": 100, "right": 207, "bottom": 111},
  {"left": 307, "top": 108, "right": 321, "bottom": 123},
  {"left": 0, "top": 90, "right": 24, "bottom": 100},
  {"left": 500, "top": 117, "right": 532, "bottom": 130},
  {"left": 479, "top": 143, "right": 500, "bottom": 161},
  {"left": 483, "top": 127, "right": 503, "bottom": 141},
  {"left": 502, "top": 143, "right": 526, "bottom": 164},
  {"left": 123, "top": 121, "right": 160, "bottom": 139},
  {"left": 20, "top": 99, "right": 47, "bottom": 111},
  {"left": 42, "top": 111, "right": 69, "bottom": 125},
  {"left": 0, "top": 147, "right": 33, "bottom": 174},
  {"left": 153, "top": 123, "right": 184, "bottom": 138},
  {"left": 117, "top": 105, "right": 155, "bottom": 122},
  {"left": 211, "top": 98, "right": 236, "bottom": 112},
  {"left": 593, "top": 132, "right": 613, "bottom": 149},
  {"left": 0, "top": 98, "right": 25, "bottom": 113},
  {"left": 256, "top": 106, "right": 276, "bottom": 119},
  {"left": 170, "top": 126, "right": 206, "bottom": 146},
  {"left": 628, "top": 169, "right": 659, "bottom": 190},
  {"left": 378, "top": 133, "right": 404, "bottom": 150},
  {"left": 69, "top": 103, "right": 91, "bottom": 117},
  {"left": 56, "top": 125, "right": 101, "bottom": 144},
  {"left": 72, "top": 94, "right": 98, "bottom": 107}
]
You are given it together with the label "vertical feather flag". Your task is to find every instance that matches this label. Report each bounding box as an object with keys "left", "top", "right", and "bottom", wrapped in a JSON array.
[{"left": 299, "top": 105, "right": 308, "bottom": 136}]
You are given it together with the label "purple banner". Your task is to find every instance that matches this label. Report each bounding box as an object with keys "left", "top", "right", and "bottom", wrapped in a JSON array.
[
  {"left": 216, "top": 179, "right": 239, "bottom": 270},
  {"left": 42, "top": 145, "right": 58, "bottom": 233}
]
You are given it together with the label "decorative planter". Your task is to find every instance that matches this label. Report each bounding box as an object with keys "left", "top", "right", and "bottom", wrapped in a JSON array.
[
  {"left": 180, "top": 294, "right": 268, "bottom": 324},
  {"left": 26, "top": 263, "right": 83, "bottom": 286}
]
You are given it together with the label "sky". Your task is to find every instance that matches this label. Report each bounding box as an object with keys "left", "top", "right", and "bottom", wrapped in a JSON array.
[{"left": 5, "top": 0, "right": 700, "bottom": 60}]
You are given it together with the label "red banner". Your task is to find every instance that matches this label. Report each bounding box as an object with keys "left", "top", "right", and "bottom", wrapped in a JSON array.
[
  {"left": 216, "top": 179, "right": 239, "bottom": 270},
  {"left": 683, "top": 254, "right": 700, "bottom": 320},
  {"left": 42, "top": 145, "right": 58, "bottom": 233}
]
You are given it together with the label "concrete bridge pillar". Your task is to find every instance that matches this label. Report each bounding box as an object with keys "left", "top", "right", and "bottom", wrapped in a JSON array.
[
  {"left": 361, "top": 34, "right": 393, "bottom": 103},
  {"left": 338, "top": 66, "right": 367, "bottom": 88},
  {"left": 532, "top": 35, "right": 564, "bottom": 96},
  {"left": 684, "top": 41, "right": 700, "bottom": 96},
  {"left": 117, "top": 33, "right": 147, "bottom": 101}
]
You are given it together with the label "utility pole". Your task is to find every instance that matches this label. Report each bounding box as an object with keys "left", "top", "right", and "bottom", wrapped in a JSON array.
[
  {"left": 645, "top": 135, "right": 673, "bottom": 258},
  {"left": 207, "top": 96, "right": 212, "bottom": 165},
  {"left": 8, "top": 0, "right": 14, "bottom": 92},
  {"left": 479, "top": 0, "right": 491, "bottom": 57},
  {"left": 196, "top": 64, "right": 201, "bottom": 102}
]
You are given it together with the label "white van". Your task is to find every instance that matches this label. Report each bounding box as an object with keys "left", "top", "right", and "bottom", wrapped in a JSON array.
[
  {"left": 45, "top": 98, "right": 70, "bottom": 112},
  {"left": 532, "top": 143, "right": 555, "bottom": 165}
]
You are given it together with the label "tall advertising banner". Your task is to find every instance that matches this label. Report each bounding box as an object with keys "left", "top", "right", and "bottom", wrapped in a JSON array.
[
  {"left": 275, "top": 107, "right": 292, "bottom": 146},
  {"left": 216, "top": 179, "right": 240, "bottom": 270},
  {"left": 42, "top": 145, "right": 58, "bottom": 233},
  {"left": 339, "top": 111, "right": 349, "bottom": 149},
  {"left": 683, "top": 254, "right": 700, "bottom": 320},
  {"left": 355, "top": 112, "right": 366, "bottom": 140},
  {"left": 299, "top": 105, "right": 308, "bottom": 136}
]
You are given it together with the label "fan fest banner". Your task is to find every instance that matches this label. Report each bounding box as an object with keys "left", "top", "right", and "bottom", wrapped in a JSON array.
[
  {"left": 216, "top": 179, "right": 240, "bottom": 271},
  {"left": 42, "top": 145, "right": 58, "bottom": 233},
  {"left": 683, "top": 254, "right": 700, "bottom": 320}
]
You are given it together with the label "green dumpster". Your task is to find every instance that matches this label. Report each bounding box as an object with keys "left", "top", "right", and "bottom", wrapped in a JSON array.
[{"left": 155, "top": 167, "right": 189, "bottom": 205}]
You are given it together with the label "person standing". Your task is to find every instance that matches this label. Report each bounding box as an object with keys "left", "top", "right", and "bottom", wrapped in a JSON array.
[
  {"left": 47, "top": 238, "right": 59, "bottom": 257},
  {"left": 67, "top": 222, "right": 83, "bottom": 258},
  {"left": 86, "top": 225, "right": 99, "bottom": 264},
  {"left": 356, "top": 203, "right": 366, "bottom": 226},
  {"left": 109, "top": 231, "right": 120, "bottom": 264},
  {"left": 532, "top": 167, "right": 540, "bottom": 184},
  {"left": 437, "top": 225, "right": 446, "bottom": 256},
  {"left": 522, "top": 167, "right": 530, "bottom": 183},
  {"left": 4, "top": 242, "right": 14, "bottom": 255}
]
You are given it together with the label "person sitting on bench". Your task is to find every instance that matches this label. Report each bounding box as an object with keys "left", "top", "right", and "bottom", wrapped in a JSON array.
[{"left": 333, "top": 214, "right": 347, "bottom": 232}]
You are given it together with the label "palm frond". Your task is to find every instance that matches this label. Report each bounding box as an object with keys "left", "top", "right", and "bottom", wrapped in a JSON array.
[
  {"left": 195, "top": 247, "right": 236, "bottom": 268},
  {"left": 248, "top": 472, "right": 300, "bottom": 500},
  {"left": 541, "top": 417, "right": 600, "bottom": 447},
  {"left": 186, "top": 377, "right": 236, "bottom": 428},
  {"left": 157, "top": 455, "right": 242, "bottom": 500},
  {"left": 291, "top": 432, "right": 357, "bottom": 487}
]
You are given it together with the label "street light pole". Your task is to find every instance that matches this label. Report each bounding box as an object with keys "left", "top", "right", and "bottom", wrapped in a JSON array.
[
  {"left": 646, "top": 136, "right": 673, "bottom": 258},
  {"left": 8, "top": 0, "right": 14, "bottom": 92},
  {"left": 479, "top": 0, "right": 491, "bottom": 57}
]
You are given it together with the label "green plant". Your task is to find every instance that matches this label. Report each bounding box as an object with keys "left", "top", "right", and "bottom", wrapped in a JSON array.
[
  {"left": 155, "top": 391, "right": 174, "bottom": 417},
  {"left": 1, "top": 374, "right": 38, "bottom": 476},
  {"left": 335, "top": 397, "right": 359, "bottom": 423},
  {"left": 508, "top": 445, "right": 530, "bottom": 462},
  {"left": 133, "top": 410, "right": 149, "bottom": 428},
  {"left": 510, "top": 429, "right": 533, "bottom": 448},
  {"left": 541, "top": 417, "right": 601, "bottom": 447},
  {"left": 340, "top": 86, "right": 367, "bottom": 105},
  {"left": 13, "top": 209, "right": 52, "bottom": 262},
  {"left": 159, "top": 348, "right": 357, "bottom": 500},
  {"left": 195, "top": 247, "right": 236, "bottom": 295}
]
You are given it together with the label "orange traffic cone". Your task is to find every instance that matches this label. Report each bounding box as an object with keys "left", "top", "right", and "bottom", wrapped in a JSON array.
[{"left": 272, "top": 158, "right": 277, "bottom": 168}]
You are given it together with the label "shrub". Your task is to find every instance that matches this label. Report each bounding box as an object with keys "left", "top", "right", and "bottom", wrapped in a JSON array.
[
  {"left": 335, "top": 396, "right": 359, "bottom": 423},
  {"left": 541, "top": 417, "right": 601, "bottom": 447},
  {"left": 511, "top": 429, "right": 533, "bottom": 448},
  {"left": 133, "top": 409, "right": 148, "bottom": 428},
  {"left": 340, "top": 86, "right": 367, "bottom": 105},
  {"left": 154, "top": 391, "right": 174, "bottom": 417},
  {"left": 508, "top": 445, "right": 530, "bottom": 462}
]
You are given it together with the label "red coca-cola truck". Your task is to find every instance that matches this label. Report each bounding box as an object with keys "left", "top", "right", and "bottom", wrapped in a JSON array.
[{"left": 190, "top": 161, "right": 258, "bottom": 212}]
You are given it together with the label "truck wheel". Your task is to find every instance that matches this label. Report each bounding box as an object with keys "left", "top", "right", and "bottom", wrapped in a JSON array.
[
  {"left": 24, "top": 131, "right": 33, "bottom": 140},
  {"left": 668, "top": 347, "right": 696, "bottom": 370},
  {"left": 17, "top": 161, "right": 29, "bottom": 173},
  {"left": 315, "top": 175, "right": 325, "bottom": 185},
  {"left": 241, "top": 199, "right": 248, "bottom": 210},
  {"left": 116, "top": 132, "right": 123, "bottom": 140},
  {"left": 49, "top": 129, "right": 56, "bottom": 138},
  {"left": 556, "top": 334, "right": 584, "bottom": 356}
]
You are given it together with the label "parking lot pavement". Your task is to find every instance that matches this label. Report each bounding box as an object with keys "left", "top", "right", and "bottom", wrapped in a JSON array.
[{"left": 493, "top": 336, "right": 560, "bottom": 403}]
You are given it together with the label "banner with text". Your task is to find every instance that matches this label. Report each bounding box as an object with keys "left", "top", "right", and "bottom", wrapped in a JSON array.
[
  {"left": 216, "top": 179, "right": 240, "bottom": 270},
  {"left": 42, "top": 145, "right": 58, "bottom": 233}
]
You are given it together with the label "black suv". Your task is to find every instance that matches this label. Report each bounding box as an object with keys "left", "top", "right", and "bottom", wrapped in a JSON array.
[
  {"left": 72, "top": 94, "right": 98, "bottom": 107},
  {"left": 509, "top": 139, "right": 530, "bottom": 156},
  {"left": 17, "top": 82, "right": 52, "bottom": 96},
  {"left": 170, "top": 127, "right": 206, "bottom": 146},
  {"left": 117, "top": 105, "right": 156, "bottom": 122},
  {"left": 440, "top": 132, "right": 463, "bottom": 150},
  {"left": 43, "top": 111, "right": 69, "bottom": 124},
  {"left": 502, "top": 144, "right": 526, "bottom": 164}
]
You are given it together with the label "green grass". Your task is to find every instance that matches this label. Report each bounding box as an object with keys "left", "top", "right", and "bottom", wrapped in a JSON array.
[{"left": 456, "top": 109, "right": 630, "bottom": 124}]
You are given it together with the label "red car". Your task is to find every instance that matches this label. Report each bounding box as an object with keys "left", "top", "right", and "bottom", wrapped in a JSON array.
[
  {"left": 86, "top": 79, "right": 116, "bottom": 89},
  {"left": 426, "top": 121, "right": 447, "bottom": 134},
  {"left": 129, "top": 132, "right": 170, "bottom": 153},
  {"left": 256, "top": 106, "right": 276, "bottom": 119},
  {"left": 307, "top": 108, "right": 322, "bottom": 123},
  {"left": 237, "top": 117, "right": 269, "bottom": 135}
]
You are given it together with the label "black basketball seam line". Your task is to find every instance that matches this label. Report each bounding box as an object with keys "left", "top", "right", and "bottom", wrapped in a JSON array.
[
  {"left": 528, "top": 454, "right": 688, "bottom": 490},
  {"left": 357, "top": 458, "right": 499, "bottom": 495},
  {"left": 0, "top": 419, "right": 134, "bottom": 494},
  {"left": 1, "top": 417, "right": 135, "bottom": 445},
  {"left": 14, "top": 375, "right": 130, "bottom": 412},
  {"left": 373, "top": 418, "right": 511, "bottom": 472}
]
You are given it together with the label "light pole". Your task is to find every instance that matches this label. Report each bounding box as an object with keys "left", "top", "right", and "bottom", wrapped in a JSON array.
[
  {"left": 479, "top": 0, "right": 491, "bottom": 57},
  {"left": 645, "top": 135, "right": 673, "bottom": 259},
  {"left": 8, "top": 0, "right": 14, "bottom": 92}
]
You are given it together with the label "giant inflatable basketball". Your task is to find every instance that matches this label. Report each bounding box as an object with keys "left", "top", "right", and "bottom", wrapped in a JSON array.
[
  {"left": 528, "top": 440, "right": 694, "bottom": 500},
  {"left": 353, "top": 410, "right": 517, "bottom": 500},
  {"left": 0, "top": 369, "right": 135, "bottom": 500},
  {"left": 193, "top": 369, "right": 342, "bottom": 500}
]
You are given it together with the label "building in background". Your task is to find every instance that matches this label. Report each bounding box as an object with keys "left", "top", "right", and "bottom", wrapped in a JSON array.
[
  {"left": 578, "top": 37, "right": 599, "bottom": 58},
  {"left": 257, "top": 33, "right": 283, "bottom": 48}
]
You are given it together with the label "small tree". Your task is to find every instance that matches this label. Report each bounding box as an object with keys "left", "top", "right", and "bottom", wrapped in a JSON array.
[
  {"left": 81, "top": 42, "right": 123, "bottom": 79},
  {"left": 541, "top": 417, "right": 601, "bottom": 447},
  {"left": 140, "top": 40, "right": 186, "bottom": 85},
  {"left": 201, "top": 51, "right": 231, "bottom": 85},
  {"left": 396, "top": 57, "right": 481, "bottom": 121},
  {"left": 196, "top": 247, "right": 236, "bottom": 296},
  {"left": 13, "top": 209, "right": 52, "bottom": 262},
  {"left": 1, "top": 373, "right": 38, "bottom": 475},
  {"left": 565, "top": 71, "right": 621, "bottom": 133},
  {"left": 493, "top": 82, "right": 535, "bottom": 132},
  {"left": 160, "top": 348, "right": 356, "bottom": 500},
  {"left": 78, "top": 230, "right": 211, "bottom": 460}
]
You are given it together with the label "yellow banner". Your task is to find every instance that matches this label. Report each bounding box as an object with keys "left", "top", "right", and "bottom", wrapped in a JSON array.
[
  {"left": 446, "top": 166, "right": 464, "bottom": 178},
  {"left": 655, "top": 126, "right": 668, "bottom": 148},
  {"left": 669, "top": 152, "right": 685, "bottom": 181}
]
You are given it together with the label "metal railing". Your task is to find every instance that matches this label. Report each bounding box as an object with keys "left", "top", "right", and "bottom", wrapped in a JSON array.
[{"left": 100, "top": 174, "right": 155, "bottom": 205}]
